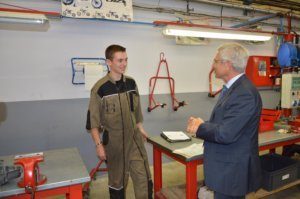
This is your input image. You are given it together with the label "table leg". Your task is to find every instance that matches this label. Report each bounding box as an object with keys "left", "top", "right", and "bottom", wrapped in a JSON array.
[
  {"left": 269, "top": 148, "right": 276, "bottom": 154},
  {"left": 153, "top": 147, "right": 162, "bottom": 199},
  {"left": 186, "top": 162, "right": 197, "bottom": 199},
  {"left": 66, "top": 184, "right": 83, "bottom": 199}
]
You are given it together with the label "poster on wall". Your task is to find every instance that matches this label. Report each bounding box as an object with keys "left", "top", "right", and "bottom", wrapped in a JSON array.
[{"left": 61, "top": 0, "right": 133, "bottom": 21}]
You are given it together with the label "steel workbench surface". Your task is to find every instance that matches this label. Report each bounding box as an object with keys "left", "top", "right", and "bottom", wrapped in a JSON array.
[
  {"left": 0, "top": 147, "right": 90, "bottom": 199},
  {"left": 147, "top": 131, "right": 300, "bottom": 199}
]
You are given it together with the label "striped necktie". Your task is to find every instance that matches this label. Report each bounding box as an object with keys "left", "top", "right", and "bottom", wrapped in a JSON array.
[{"left": 219, "top": 85, "right": 228, "bottom": 100}]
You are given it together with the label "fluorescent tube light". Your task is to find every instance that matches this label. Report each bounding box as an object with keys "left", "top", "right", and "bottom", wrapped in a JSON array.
[
  {"left": 0, "top": 12, "right": 48, "bottom": 25},
  {"left": 163, "top": 26, "right": 272, "bottom": 41}
]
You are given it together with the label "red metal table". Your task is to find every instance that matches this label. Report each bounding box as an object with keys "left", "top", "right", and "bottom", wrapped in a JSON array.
[
  {"left": 147, "top": 131, "right": 300, "bottom": 199},
  {"left": 0, "top": 148, "right": 90, "bottom": 199}
]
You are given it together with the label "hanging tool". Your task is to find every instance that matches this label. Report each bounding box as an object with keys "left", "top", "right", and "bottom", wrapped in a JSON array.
[
  {"left": 208, "top": 67, "right": 222, "bottom": 98},
  {"left": 148, "top": 52, "right": 186, "bottom": 112},
  {"left": 14, "top": 152, "right": 47, "bottom": 198}
]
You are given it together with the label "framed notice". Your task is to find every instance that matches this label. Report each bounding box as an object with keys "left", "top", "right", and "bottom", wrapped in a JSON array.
[{"left": 62, "top": 0, "right": 133, "bottom": 21}]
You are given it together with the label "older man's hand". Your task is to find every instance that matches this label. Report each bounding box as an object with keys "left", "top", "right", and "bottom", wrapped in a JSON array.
[{"left": 186, "top": 117, "right": 204, "bottom": 135}]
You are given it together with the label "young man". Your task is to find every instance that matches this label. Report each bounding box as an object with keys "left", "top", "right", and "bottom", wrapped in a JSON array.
[
  {"left": 86, "top": 45, "right": 153, "bottom": 199},
  {"left": 187, "top": 43, "right": 262, "bottom": 199}
]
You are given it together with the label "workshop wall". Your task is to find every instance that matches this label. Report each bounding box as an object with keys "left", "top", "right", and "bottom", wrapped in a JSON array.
[
  {"left": 0, "top": 0, "right": 283, "bottom": 170},
  {"left": 0, "top": 17, "right": 276, "bottom": 101},
  {"left": 0, "top": 0, "right": 279, "bottom": 102},
  {"left": 0, "top": 92, "right": 280, "bottom": 170}
]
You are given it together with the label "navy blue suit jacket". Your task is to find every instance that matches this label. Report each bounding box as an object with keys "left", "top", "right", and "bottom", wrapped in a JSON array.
[{"left": 196, "top": 75, "right": 262, "bottom": 196}]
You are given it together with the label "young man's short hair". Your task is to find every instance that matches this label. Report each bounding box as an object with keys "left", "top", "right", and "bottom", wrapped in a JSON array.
[{"left": 105, "top": 45, "right": 126, "bottom": 60}]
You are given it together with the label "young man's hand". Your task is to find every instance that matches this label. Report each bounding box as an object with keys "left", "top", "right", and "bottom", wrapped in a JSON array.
[
  {"left": 137, "top": 122, "right": 148, "bottom": 141},
  {"left": 140, "top": 130, "right": 149, "bottom": 141},
  {"left": 96, "top": 144, "right": 106, "bottom": 160}
]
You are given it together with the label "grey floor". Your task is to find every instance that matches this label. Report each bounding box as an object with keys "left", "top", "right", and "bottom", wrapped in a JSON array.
[
  {"left": 261, "top": 185, "right": 300, "bottom": 199},
  {"left": 85, "top": 149, "right": 300, "bottom": 199},
  {"left": 86, "top": 161, "right": 300, "bottom": 199},
  {"left": 87, "top": 160, "right": 200, "bottom": 198}
]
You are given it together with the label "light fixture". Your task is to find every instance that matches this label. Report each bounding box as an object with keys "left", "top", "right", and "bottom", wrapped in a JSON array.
[
  {"left": 0, "top": 11, "right": 48, "bottom": 25},
  {"left": 162, "top": 25, "right": 272, "bottom": 41}
]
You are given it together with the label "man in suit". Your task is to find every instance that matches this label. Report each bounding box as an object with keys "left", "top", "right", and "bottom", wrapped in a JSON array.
[{"left": 187, "top": 43, "right": 262, "bottom": 199}]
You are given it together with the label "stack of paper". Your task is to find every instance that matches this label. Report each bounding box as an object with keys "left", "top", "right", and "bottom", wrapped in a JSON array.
[
  {"left": 173, "top": 143, "right": 204, "bottom": 158},
  {"left": 161, "top": 131, "right": 191, "bottom": 142}
]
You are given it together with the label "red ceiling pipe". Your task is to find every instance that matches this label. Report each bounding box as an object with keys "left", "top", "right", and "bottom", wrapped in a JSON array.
[
  {"left": 286, "top": 13, "right": 292, "bottom": 33},
  {"left": 284, "top": 13, "right": 295, "bottom": 42},
  {"left": 0, "top": 7, "right": 61, "bottom": 17}
]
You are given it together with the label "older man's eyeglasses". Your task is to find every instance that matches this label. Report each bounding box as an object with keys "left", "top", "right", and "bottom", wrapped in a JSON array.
[{"left": 213, "top": 59, "right": 229, "bottom": 64}]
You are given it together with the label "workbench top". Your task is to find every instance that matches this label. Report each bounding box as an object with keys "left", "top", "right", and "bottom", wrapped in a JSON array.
[
  {"left": 0, "top": 147, "right": 90, "bottom": 197},
  {"left": 147, "top": 131, "right": 300, "bottom": 162}
]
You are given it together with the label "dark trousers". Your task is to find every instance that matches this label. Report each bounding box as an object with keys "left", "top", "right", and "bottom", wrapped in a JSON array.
[{"left": 214, "top": 192, "right": 245, "bottom": 199}]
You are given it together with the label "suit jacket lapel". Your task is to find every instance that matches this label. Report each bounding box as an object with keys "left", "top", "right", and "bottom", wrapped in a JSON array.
[{"left": 210, "top": 75, "right": 246, "bottom": 121}]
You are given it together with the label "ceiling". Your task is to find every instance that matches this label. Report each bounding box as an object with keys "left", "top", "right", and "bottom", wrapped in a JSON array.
[{"left": 192, "top": 0, "right": 300, "bottom": 18}]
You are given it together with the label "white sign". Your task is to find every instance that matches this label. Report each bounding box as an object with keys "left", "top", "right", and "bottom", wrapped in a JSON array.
[
  {"left": 62, "top": 0, "right": 133, "bottom": 21},
  {"left": 84, "top": 63, "right": 105, "bottom": 90}
]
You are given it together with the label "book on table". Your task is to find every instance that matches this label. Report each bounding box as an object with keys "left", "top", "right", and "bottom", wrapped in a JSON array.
[{"left": 161, "top": 131, "right": 191, "bottom": 143}]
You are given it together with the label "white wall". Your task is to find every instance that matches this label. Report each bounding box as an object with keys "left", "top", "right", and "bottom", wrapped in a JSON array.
[{"left": 0, "top": 0, "right": 280, "bottom": 102}]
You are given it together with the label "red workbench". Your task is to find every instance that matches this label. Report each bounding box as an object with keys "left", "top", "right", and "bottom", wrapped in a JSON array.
[
  {"left": 147, "top": 131, "right": 300, "bottom": 199},
  {"left": 0, "top": 148, "right": 90, "bottom": 199}
]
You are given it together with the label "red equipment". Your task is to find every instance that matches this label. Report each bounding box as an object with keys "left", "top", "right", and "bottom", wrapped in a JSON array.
[
  {"left": 259, "top": 109, "right": 282, "bottom": 133},
  {"left": 245, "top": 56, "right": 281, "bottom": 87},
  {"left": 83, "top": 160, "right": 108, "bottom": 196},
  {"left": 14, "top": 152, "right": 47, "bottom": 196},
  {"left": 148, "top": 53, "right": 186, "bottom": 112}
]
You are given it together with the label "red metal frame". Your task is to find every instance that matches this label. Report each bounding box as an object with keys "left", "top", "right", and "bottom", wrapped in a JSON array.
[
  {"left": 153, "top": 145, "right": 202, "bottom": 199},
  {"left": 83, "top": 160, "right": 108, "bottom": 193},
  {"left": 148, "top": 53, "right": 186, "bottom": 112},
  {"left": 208, "top": 67, "right": 222, "bottom": 98},
  {"left": 152, "top": 137, "right": 300, "bottom": 199},
  {"left": 259, "top": 138, "right": 300, "bottom": 151},
  {"left": 5, "top": 159, "right": 107, "bottom": 199},
  {"left": 6, "top": 184, "right": 83, "bottom": 199}
]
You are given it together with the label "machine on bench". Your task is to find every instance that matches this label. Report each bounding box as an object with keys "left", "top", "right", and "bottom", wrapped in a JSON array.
[
  {"left": 0, "top": 160, "right": 21, "bottom": 186},
  {"left": 14, "top": 152, "right": 47, "bottom": 194}
]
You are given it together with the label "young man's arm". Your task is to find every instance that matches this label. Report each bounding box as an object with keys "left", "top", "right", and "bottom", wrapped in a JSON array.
[
  {"left": 91, "top": 128, "right": 106, "bottom": 160},
  {"left": 88, "top": 89, "right": 106, "bottom": 160},
  {"left": 134, "top": 83, "right": 148, "bottom": 141},
  {"left": 137, "top": 122, "right": 148, "bottom": 141}
]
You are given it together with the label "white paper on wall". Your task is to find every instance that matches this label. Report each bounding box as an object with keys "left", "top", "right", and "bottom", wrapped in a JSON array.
[
  {"left": 84, "top": 63, "right": 105, "bottom": 90},
  {"left": 62, "top": 0, "right": 133, "bottom": 21}
]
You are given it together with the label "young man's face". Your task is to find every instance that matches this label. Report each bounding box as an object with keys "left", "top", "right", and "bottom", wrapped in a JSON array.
[{"left": 107, "top": 51, "right": 128, "bottom": 75}]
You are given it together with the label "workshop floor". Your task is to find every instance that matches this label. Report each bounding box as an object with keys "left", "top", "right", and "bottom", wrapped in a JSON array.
[
  {"left": 87, "top": 162, "right": 300, "bottom": 199},
  {"left": 86, "top": 148, "right": 300, "bottom": 199}
]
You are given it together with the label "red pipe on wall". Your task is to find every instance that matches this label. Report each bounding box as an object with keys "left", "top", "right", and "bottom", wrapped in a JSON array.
[{"left": 0, "top": 7, "right": 61, "bottom": 17}]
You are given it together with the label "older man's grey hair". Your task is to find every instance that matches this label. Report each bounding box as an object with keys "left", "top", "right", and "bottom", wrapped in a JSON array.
[{"left": 217, "top": 43, "right": 249, "bottom": 73}]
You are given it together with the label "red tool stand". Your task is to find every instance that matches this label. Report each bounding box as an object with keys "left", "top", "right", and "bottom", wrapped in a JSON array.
[
  {"left": 83, "top": 160, "right": 108, "bottom": 197},
  {"left": 148, "top": 52, "right": 186, "bottom": 112}
]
